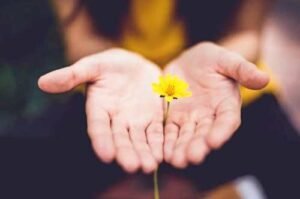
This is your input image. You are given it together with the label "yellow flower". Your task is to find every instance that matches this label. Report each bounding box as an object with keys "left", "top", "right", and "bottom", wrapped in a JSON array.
[{"left": 152, "top": 74, "right": 192, "bottom": 102}]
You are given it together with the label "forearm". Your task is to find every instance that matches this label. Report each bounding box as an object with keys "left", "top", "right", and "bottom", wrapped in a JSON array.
[
  {"left": 51, "top": 0, "right": 114, "bottom": 63},
  {"left": 218, "top": 0, "right": 273, "bottom": 62},
  {"left": 219, "top": 30, "right": 260, "bottom": 62}
]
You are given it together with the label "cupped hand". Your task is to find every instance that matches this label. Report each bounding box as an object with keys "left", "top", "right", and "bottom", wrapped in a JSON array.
[
  {"left": 38, "top": 49, "right": 164, "bottom": 173},
  {"left": 163, "top": 42, "right": 269, "bottom": 168}
]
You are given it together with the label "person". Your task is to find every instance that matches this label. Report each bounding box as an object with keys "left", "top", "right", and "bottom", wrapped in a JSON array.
[
  {"left": 38, "top": 0, "right": 270, "bottom": 173},
  {"left": 5, "top": 0, "right": 299, "bottom": 198}
]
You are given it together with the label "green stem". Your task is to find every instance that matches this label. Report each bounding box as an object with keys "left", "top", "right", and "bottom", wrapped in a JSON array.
[
  {"left": 153, "top": 168, "right": 159, "bottom": 199},
  {"left": 154, "top": 101, "right": 170, "bottom": 199}
]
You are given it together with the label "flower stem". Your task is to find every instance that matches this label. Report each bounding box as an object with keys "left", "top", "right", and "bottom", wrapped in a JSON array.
[
  {"left": 153, "top": 167, "right": 159, "bottom": 199},
  {"left": 163, "top": 102, "right": 170, "bottom": 126},
  {"left": 154, "top": 101, "right": 170, "bottom": 199}
]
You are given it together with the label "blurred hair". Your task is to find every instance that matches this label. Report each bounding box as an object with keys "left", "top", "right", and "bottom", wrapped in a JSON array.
[
  {"left": 65, "top": 0, "right": 130, "bottom": 39},
  {"left": 177, "top": 0, "right": 242, "bottom": 44},
  {"left": 0, "top": 1, "right": 57, "bottom": 62},
  {"left": 66, "top": 0, "right": 242, "bottom": 44},
  {"left": 0, "top": 0, "right": 242, "bottom": 62}
]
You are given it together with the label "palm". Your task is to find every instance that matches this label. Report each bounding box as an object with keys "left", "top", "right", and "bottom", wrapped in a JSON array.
[
  {"left": 39, "top": 49, "right": 164, "bottom": 173},
  {"left": 39, "top": 45, "right": 268, "bottom": 171},
  {"left": 163, "top": 43, "right": 268, "bottom": 168}
]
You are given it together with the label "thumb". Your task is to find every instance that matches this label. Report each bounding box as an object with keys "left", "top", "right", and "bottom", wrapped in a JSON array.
[
  {"left": 217, "top": 52, "right": 270, "bottom": 90},
  {"left": 38, "top": 60, "right": 100, "bottom": 93}
]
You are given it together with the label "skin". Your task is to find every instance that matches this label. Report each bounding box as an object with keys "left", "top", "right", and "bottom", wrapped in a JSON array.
[
  {"left": 39, "top": 49, "right": 164, "bottom": 173},
  {"left": 38, "top": 45, "right": 269, "bottom": 171},
  {"left": 162, "top": 0, "right": 272, "bottom": 168},
  {"left": 39, "top": 0, "right": 271, "bottom": 172},
  {"left": 163, "top": 42, "right": 269, "bottom": 168}
]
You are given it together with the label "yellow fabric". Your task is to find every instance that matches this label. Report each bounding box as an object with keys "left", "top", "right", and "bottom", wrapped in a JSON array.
[
  {"left": 74, "top": 84, "right": 86, "bottom": 93},
  {"left": 120, "top": 0, "right": 186, "bottom": 65},
  {"left": 78, "top": 0, "right": 280, "bottom": 106}
]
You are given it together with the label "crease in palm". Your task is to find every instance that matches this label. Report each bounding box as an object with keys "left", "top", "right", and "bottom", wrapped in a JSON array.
[{"left": 38, "top": 44, "right": 269, "bottom": 172}]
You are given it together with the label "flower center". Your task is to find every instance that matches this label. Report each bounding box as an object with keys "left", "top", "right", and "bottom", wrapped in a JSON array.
[{"left": 166, "top": 83, "right": 175, "bottom": 96}]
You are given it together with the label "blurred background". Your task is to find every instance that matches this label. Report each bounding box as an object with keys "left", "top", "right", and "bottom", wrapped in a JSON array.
[
  {"left": 263, "top": 0, "right": 300, "bottom": 134},
  {"left": 0, "top": 0, "right": 299, "bottom": 198}
]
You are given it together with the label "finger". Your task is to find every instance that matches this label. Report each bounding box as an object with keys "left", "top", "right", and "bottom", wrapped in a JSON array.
[
  {"left": 164, "top": 122, "right": 179, "bottom": 162},
  {"left": 187, "top": 117, "right": 213, "bottom": 164},
  {"left": 87, "top": 107, "right": 116, "bottom": 163},
  {"left": 171, "top": 122, "right": 195, "bottom": 169},
  {"left": 130, "top": 125, "right": 157, "bottom": 173},
  {"left": 146, "top": 122, "right": 164, "bottom": 163},
  {"left": 206, "top": 98, "right": 241, "bottom": 149},
  {"left": 112, "top": 117, "right": 140, "bottom": 173},
  {"left": 217, "top": 51, "right": 269, "bottom": 89},
  {"left": 38, "top": 58, "right": 100, "bottom": 93}
]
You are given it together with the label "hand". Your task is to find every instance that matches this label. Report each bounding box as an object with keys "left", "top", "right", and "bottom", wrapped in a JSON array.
[
  {"left": 163, "top": 42, "right": 269, "bottom": 168},
  {"left": 38, "top": 49, "right": 164, "bottom": 173}
]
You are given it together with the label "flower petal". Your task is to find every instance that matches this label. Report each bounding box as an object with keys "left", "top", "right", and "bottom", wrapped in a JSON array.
[{"left": 152, "top": 74, "right": 192, "bottom": 100}]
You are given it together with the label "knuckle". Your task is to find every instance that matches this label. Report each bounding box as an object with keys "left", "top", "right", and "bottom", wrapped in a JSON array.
[
  {"left": 135, "top": 143, "right": 149, "bottom": 151},
  {"left": 148, "top": 133, "right": 164, "bottom": 144},
  {"left": 116, "top": 143, "right": 132, "bottom": 151},
  {"left": 175, "top": 140, "right": 188, "bottom": 148},
  {"left": 148, "top": 123, "right": 163, "bottom": 133},
  {"left": 218, "top": 50, "right": 243, "bottom": 68},
  {"left": 165, "top": 123, "right": 179, "bottom": 133},
  {"left": 179, "top": 129, "right": 192, "bottom": 137},
  {"left": 132, "top": 136, "right": 147, "bottom": 144},
  {"left": 128, "top": 118, "right": 148, "bottom": 130},
  {"left": 164, "top": 137, "right": 177, "bottom": 145},
  {"left": 217, "top": 51, "right": 231, "bottom": 66},
  {"left": 130, "top": 123, "right": 146, "bottom": 131}
]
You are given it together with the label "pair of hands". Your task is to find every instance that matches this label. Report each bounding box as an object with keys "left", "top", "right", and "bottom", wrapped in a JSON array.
[{"left": 38, "top": 42, "right": 269, "bottom": 173}]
